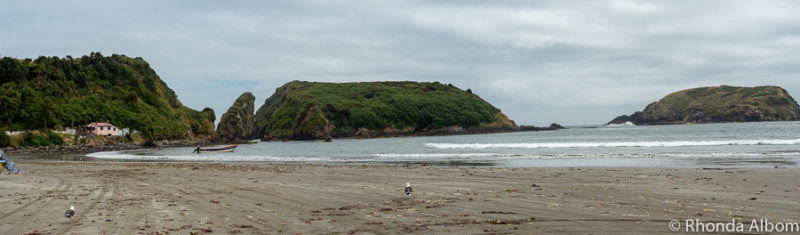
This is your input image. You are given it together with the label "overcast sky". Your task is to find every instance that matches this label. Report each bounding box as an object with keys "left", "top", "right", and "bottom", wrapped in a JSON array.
[{"left": 3, "top": 0, "right": 800, "bottom": 125}]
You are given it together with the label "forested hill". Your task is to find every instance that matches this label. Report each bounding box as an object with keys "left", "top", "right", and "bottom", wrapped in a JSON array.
[
  {"left": 0, "top": 53, "right": 215, "bottom": 139},
  {"left": 254, "top": 81, "right": 517, "bottom": 140}
]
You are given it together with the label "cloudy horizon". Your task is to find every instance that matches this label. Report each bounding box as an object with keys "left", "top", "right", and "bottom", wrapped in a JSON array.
[{"left": 3, "top": 0, "right": 800, "bottom": 126}]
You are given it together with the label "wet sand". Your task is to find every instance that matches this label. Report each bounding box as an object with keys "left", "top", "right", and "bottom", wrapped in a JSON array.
[{"left": 1, "top": 162, "right": 799, "bottom": 234}]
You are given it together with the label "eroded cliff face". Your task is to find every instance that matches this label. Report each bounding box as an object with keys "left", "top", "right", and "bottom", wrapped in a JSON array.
[
  {"left": 215, "top": 92, "right": 256, "bottom": 142},
  {"left": 253, "top": 81, "right": 520, "bottom": 140},
  {"left": 608, "top": 85, "right": 800, "bottom": 125}
]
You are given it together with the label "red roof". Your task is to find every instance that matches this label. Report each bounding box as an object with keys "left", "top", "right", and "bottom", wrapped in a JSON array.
[{"left": 87, "top": 122, "right": 116, "bottom": 127}]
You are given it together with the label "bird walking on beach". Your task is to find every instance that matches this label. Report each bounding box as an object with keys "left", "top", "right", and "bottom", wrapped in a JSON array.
[
  {"left": 65, "top": 206, "right": 75, "bottom": 218},
  {"left": 404, "top": 182, "right": 412, "bottom": 196}
]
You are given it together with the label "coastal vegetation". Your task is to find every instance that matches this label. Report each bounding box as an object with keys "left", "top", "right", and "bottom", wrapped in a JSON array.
[
  {"left": 0, "top": 130, "right": 10, "bottom": 147},
  {"left": 0, "top": 53, "right": 215, "bottom": 140},
  {"left": 608, "top": 85, "right": 800, "bottom": 125},
  {"left": 254, "top": 81, "right": 516, "bottom": 140},
  {"left": 0, "top": 130, "right": 67, "bottom": 147}
]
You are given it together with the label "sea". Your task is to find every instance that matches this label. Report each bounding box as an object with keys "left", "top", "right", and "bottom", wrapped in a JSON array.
[{"left": 86, "top": 121, "right": 800, "bottom": 168}]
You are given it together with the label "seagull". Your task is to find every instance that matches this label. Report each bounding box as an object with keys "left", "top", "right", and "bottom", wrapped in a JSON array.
[
  {"left": 65, "top": 206, "right": 75, "bottom": 218},
  {"left": 404, "top": 182, "right": 412, "bottom": 196}
]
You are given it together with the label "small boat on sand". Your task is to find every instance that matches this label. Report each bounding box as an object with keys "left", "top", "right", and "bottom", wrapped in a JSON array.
[{"left": 193, "top": 144, "right": 238, "bottom": 153}]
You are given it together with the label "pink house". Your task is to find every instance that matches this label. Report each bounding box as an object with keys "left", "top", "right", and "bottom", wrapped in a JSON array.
[{"left": 82, "top": 122, "right": 120, "bottom": 136}]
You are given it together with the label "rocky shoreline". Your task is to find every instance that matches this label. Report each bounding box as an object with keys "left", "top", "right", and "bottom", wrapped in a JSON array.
[
  {"left": 2, "top": 139, "right": 212, "bottom": 156},
  {"left": 261, "top": 123, "right": 565, "bottom": 141},
  {"left": 4, "top": 124, "right": 565, "bottom": 156}
]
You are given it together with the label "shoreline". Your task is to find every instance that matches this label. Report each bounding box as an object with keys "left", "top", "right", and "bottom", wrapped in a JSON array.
[
  {"left": 2, "top": 139, "right": 208, "bottom": 156},
  {"left": 3, "top": 126, "right": 565, "bottom": 156},
  {"left": 1, "top": 162, "right": 798, "bottom": 234}
]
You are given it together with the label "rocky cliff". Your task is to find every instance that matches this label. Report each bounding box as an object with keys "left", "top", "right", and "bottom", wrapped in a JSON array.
[
  {"left": 215, "top": 92, "right": 256, "bottom": 142},
  {"left": 254, "top": 81, "right": 520, "bottom": 140},
  {"left": 608, "top": 85, "right": 800, "bottom": 125}
]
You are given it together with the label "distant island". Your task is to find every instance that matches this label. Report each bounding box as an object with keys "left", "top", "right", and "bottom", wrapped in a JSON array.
[
  {"left": 216, "top": 81, "right": 562, "bottom": 142},
  {"left": 608, "top": 85, "right": 800, "bottom": 125}
]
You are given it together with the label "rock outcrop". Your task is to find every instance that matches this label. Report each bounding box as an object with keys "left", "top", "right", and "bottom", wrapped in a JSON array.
[
  {"left": 608, "top": 85, "right": 800, "bottom": 125},
  {"left": 548, "top": 123, "right": 565, "bottom": 129},
  {"left": 215, "top": 92, "right": 257, "bottom": 142}
]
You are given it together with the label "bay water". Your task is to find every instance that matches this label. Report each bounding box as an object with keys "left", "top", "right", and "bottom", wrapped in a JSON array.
[{"left": 87, "top": 121, "right": 800, "bottom": 168}]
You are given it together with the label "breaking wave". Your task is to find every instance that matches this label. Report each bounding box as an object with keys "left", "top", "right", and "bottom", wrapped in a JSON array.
[
  {"left": 86, "top": 151, "right": 332, "bottom": 162},
  {"left": 374, "top": 152, "right": 800, "bottom": 160},
  {"left": 85, "top": 150, "right": 800, "bottom": 162},
  {"left": 373, "top": 153, "right": 500, "bottom": 158},
  {"left": 605, "top": 121, "right": 636, "bottom": 127},
  {"left": 426, "top": 139, "right": 800, "bottom": 149}
]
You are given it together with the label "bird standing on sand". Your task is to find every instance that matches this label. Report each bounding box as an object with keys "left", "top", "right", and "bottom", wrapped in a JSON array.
[
  {"left": 404, "top": 182, "right": 412, "bottom": 196},
  {"left": 65, "top": 206, "right": 75, "bottom": 218}
]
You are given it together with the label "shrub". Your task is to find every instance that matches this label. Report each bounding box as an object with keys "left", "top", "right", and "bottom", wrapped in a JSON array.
[
  {"left": 0, "top": 131, "right": 9, "bottom": 147},
  {"left": 21, "top": 130, "right": 64, "bottom": 147}
]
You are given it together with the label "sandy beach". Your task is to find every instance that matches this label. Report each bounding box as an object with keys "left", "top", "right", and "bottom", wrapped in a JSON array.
[{"left": 1, "top": 162, "right": 799, "bottom": 234}]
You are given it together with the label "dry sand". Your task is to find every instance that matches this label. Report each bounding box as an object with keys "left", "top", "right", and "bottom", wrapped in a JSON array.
[{"left": 1, "top": 162, "right": 799, "bottom": 234}]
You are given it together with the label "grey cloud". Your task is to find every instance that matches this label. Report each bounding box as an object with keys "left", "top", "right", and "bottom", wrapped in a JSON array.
[{"left": 3, "top": 0, "right": 800, "bottom": 126}]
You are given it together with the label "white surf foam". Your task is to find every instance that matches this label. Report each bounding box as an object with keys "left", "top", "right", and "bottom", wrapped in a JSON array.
[
  {"left": 373, "top": 151, "right": 800, "bottom": 160},
  {"left": 498, "top": 151, "right": 800, "bottom": 159},
  {"left": 374, "top": 153, "right": 500, "bottom": 158},
  {"left": 86, "top": 150, "right": 800, "bottom": 162},
  {"left": 605, "top": 121, "right": 636, "bottom": 127},
  {"left": 86, "top": 151, "right": 331, "bottom": 162},
  {"left": 426, "top": 139, "right": 800, "bottom": 149}
]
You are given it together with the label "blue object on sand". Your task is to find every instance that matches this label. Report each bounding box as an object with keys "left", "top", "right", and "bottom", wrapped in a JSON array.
[{"left": 0, "top": 150, "right": 20, "bottom": 174}]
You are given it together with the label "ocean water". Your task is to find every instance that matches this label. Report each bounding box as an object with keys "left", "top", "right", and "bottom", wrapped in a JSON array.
[{"left": 87, "top": 121, "right": 800, "bottom": 168}]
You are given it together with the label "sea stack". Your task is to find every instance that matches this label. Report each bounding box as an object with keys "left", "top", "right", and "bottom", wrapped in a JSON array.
[{"left": 215, "top": 92, "right": 257, "bottom": 143}]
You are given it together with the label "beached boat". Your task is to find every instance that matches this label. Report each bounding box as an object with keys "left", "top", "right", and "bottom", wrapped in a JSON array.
[{"left": 193, "top": 144, "right": 238, "bottom": 153}]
